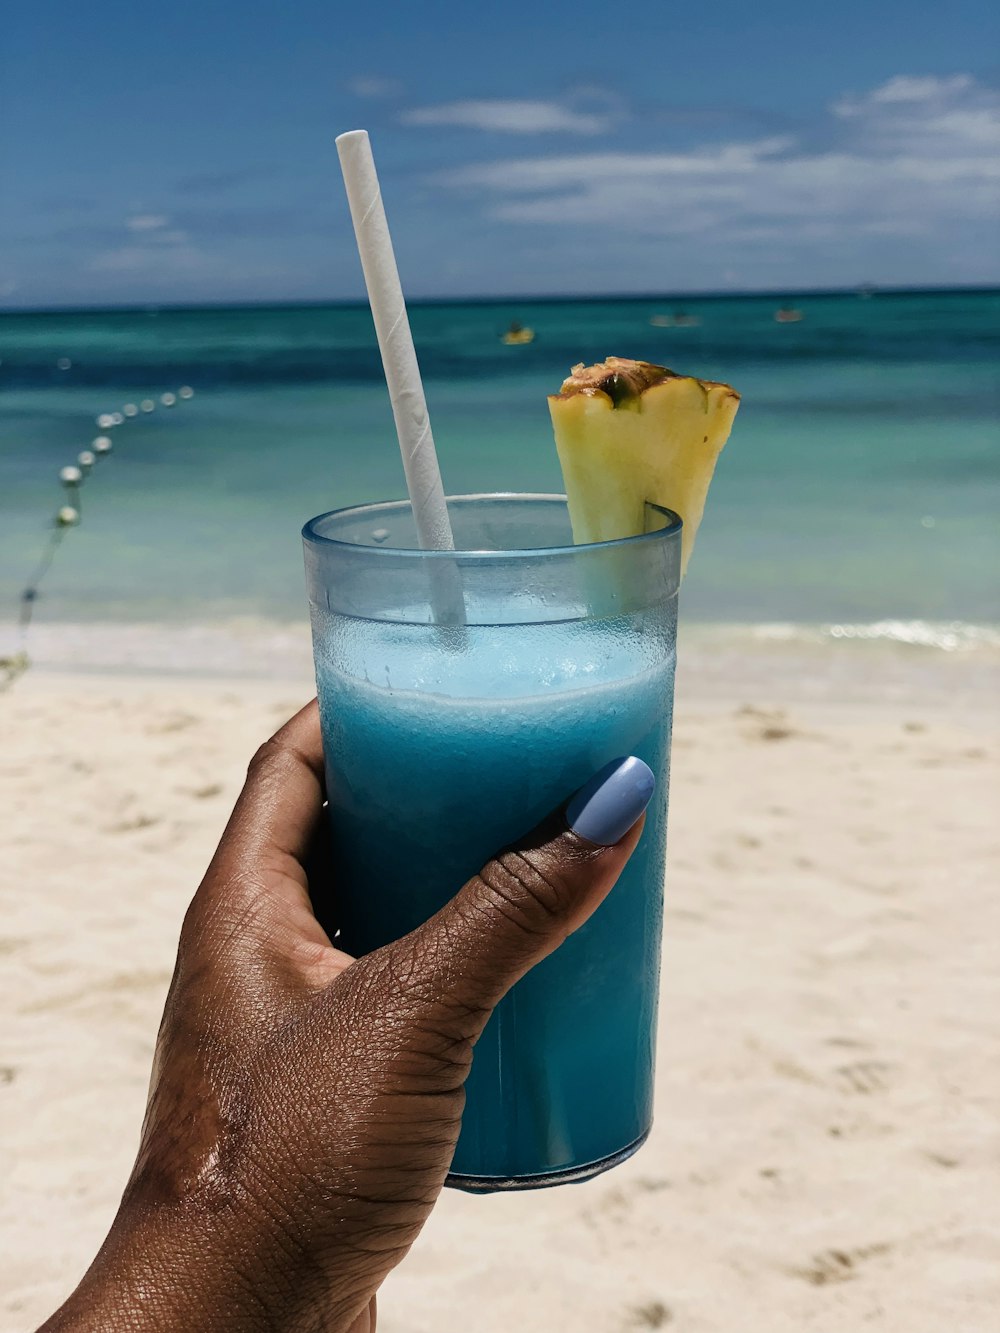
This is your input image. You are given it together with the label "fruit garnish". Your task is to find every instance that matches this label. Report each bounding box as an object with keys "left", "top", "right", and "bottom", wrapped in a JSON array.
[{"left": 548, "top": 356, "right": 740, "bottom": 574}]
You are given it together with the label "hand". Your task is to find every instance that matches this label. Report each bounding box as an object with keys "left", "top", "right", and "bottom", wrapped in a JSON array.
[{"left": 40, "top": 701, "right": 651, "bottom": 1333}]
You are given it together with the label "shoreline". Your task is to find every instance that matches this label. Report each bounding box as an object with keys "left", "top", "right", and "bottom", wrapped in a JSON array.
[{"left": 3, "top": 617, "right": 998, "bottom": 714}]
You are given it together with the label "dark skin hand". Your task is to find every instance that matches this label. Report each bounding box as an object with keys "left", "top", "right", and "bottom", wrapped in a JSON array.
[{"left": 39, "top": 700, "right": 644, "bottom": 1333}]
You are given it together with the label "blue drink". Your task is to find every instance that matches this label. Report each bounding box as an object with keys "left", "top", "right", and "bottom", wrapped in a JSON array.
[{"left": 304, "top": 495, "right": 680, "bottom": 1189}]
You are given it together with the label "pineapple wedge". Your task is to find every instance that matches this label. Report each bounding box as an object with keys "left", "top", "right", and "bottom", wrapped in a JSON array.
[{"left": 549, "top": 357, "right": 739, "bottom": 574}]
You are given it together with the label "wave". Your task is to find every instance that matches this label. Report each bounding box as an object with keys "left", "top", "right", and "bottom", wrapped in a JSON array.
[
  {"left": 5, "top": 618, "right": 998, "bottom": 685},
  {"left": 739, "top": 619, "right": 1000, "bottom": 653}
]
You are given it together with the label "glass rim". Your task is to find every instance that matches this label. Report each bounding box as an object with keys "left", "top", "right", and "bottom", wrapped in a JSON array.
[{"left": 302, "top": 492, "right": 682, "bottom": 560}]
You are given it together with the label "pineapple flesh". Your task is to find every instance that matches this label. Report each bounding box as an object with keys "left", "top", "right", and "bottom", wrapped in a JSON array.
[{"left": 548, "top": 357, "right": 740, "bottom": 575}]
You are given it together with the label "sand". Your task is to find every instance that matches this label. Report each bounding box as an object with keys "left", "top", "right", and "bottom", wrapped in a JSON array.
[{"left": 1, "top": 641, "right": 998, "bottom": 1332}]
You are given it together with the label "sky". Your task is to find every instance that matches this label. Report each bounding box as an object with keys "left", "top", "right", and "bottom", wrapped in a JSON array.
[{"left": 2, "top": 0, "right": 999, "bottom": 307}]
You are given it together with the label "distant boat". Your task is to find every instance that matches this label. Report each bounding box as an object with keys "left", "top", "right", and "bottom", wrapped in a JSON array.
[
  {"left": 501, "top": 321, "right": 534, "bottom": 345},
  {"left": 650, "top": 311, "right": 701, "bottom": 328},
  {"left": 774, "top": 305, "right": 804, "bottom": 323},
  {"left": 857, "top": 283, "right": 876, "bottom": 300}
]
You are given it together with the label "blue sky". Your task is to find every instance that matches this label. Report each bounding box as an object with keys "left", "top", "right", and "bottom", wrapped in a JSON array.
[{"left": 2, "top": 0, "right": 998, "bottom": 306}]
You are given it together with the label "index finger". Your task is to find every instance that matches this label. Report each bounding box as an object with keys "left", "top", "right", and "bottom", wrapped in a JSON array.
[
  {"left": 193, "top": 698, "right": 328, "bottom": 936},
  {"left": 181, "top": 700, "right": 345, "bottom": 986},
  {"left": 221, "top": 698, "right": 327, "bottom": 873}
]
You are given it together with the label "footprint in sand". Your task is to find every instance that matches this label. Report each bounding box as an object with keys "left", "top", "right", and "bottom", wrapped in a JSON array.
[
  {"left": 790, "top": 1242, "right": 891, "bottom": 1287},
  {"left": 182, "top": 782, "right": 223, "bottom": 800},
  {"left": 737, "top": 705, "right": 775, "bottom": 719},
  {"left": 627, "top": 1299, "right": 673, "bottom": 1327},
  {"left": 105, "top": 813, "right": 160, "bottom": 834},
  {"left": 924, "top": 1150, "right": 961, "bottom": 1169},
  {"left": 146, "top": 712, "right": 200, "bottom": 735},
  {"left": 833, "top": 1060, "right": 893, "bottom": 1094},
  {"left": 824, "top": 1035, "right": 871, "bottom": 1051},
  {"left": 735, "top": 832, "right": 762, "bottom": 849},
  {"left": 736, "top": 704, "right": 798, "bottom": 742},
  {"left": 633, "top": 1176, "right": 671, "bottom": 1193},
  {"left": 772, "top": 1057, "right": 821, "bottom": 1085}
]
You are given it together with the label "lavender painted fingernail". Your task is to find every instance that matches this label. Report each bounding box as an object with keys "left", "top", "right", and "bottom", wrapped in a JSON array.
[{"left": 566, "top": 756, "right": 656, "bottom": 847}]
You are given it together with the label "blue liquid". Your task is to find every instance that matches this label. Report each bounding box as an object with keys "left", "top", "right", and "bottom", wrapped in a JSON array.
[{"left": 312, "top": 608, "right": 674, "bottom": 1187}]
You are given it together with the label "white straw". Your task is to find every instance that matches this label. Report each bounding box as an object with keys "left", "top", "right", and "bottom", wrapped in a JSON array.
[{"left": 336, "top": 130, "right": 456, "bottom": 554}]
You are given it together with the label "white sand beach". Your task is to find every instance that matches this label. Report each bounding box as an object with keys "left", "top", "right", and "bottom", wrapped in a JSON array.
[{"left": 1, "top": 632, "right": 998, "bottom": 1332}]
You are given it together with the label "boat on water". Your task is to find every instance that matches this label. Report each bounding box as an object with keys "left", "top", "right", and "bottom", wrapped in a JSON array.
[
  {"left": 774, "top": 306, "right": 804, "bottom": 323},
  {"left": 501, "top": 321, "right": 535, "bottom": 345}
]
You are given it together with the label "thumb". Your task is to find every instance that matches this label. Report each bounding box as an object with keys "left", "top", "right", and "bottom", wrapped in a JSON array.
[{"left": 407, "top": 756, "right": 655, "bottom": 1020}]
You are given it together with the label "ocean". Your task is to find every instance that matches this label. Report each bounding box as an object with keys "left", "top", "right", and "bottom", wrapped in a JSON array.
[{"left": 1, "top": 290, "right": 998, "bottom": 669}]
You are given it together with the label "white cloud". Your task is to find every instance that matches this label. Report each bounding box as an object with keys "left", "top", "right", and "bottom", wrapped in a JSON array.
[
  {"left": 92, "top": 216, "right": 195, "bottom": 271},
  {"left": 347, "top": 75, "right": 403, "bottom": 99},
  {"left": 840, "top": 73, "right": 973, "bottom": 109},
  {"left": 436, "top": 74, "right": 1000, "bottom": 249},
  {"left": 126, "top": 214, "right": 169, "bottom": 232},
  {"left": 401, "top": 99, "right": 615, "bottom": 135},
  {"left": 832, "top": 73, "right": 1000, "bottom": 152},
  {"left": 451, "top": 138, "right": 795, "bottom": 190}
]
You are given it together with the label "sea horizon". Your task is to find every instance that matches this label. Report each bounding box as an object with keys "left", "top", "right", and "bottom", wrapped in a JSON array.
[{"left": 3, "top": 282, "right": 999, "bottom": 318}]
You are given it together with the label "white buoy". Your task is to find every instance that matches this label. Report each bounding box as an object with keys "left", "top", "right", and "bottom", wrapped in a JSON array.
[
  {"left": 60, "top": 465, "right": 83, "bottom": 486},
  {"left": 110, "top": 411, "right": 124, "bottom": 425},
  {"left": 140, "top": 399, "right": 155, "bottom": 412},
  {"left": 96, "top": 413, "right": 115, "bottom": 429},
  {"left": 178, "top": 385, "right": 194, "bottom": 399},
  {"left": 161, "top": 392, "right": 176, "bottom": 406},
  {"left": 57, "top": 357, "right": 72, "bottom": 370},
  {"left": 93, "top": 437, "right": 113, "bottom": 455},
  {"left": 57, "top": 506, "right": 80, "bottom": 527},
  {"left": 77, "top": 450, "right": 95, "bottom": 472},
  {"left": 123, "top": 403, "right": 139, "bottom": 416}
]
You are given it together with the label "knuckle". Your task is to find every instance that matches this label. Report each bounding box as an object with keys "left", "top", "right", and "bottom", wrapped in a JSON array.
[
  {"left": 476, "top": 849, "right": 578, "bottom": 933},
  {"left": 246, "top": 732, "right": 324, "bottom": 788},
  {"left": 182, "top": 869, "right": 274, "bottom": 968},
  {"left": 246, "top": 736, "right": 288, "bottom": 783}
]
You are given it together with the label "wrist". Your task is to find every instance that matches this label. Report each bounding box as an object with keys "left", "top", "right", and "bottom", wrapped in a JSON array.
[
  {"left": 38, "top": 1188, "right": 364, "bottom": 1333},
  {"left": 39, "top": 1195, "right": 266, "bottom": 1333}
]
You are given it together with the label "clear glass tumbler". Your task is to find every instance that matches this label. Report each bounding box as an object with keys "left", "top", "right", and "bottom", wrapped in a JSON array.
[{"left": 303, "top": 493, "right": 680, "bottom": 1190}]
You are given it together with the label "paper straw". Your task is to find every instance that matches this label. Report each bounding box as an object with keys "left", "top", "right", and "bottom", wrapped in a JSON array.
[{"left": 336, "top": 130, "right": 456, "bottom": 557}]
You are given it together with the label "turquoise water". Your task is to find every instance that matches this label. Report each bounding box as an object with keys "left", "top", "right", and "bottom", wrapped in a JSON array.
[
  {"left": 311, "top": 607, "right": 673, "bottom": 1185},
  {"left": 1, "top": 290, "right": 998, "bottom": 630}
]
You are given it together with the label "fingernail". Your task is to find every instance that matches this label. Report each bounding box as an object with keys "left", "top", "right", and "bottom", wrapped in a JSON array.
[{"left": 566, "top": 756, "right": 656, "bottom": 847}]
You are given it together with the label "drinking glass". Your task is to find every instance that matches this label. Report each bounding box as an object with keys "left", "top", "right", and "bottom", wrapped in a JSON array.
[{"left": 303, "top": 493, "right": 680, "bottom": 1190}]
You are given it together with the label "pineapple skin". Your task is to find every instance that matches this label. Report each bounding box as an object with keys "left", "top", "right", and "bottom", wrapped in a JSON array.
[{"left": 548, "top": 368, "right": 739, "bottom": 575}]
